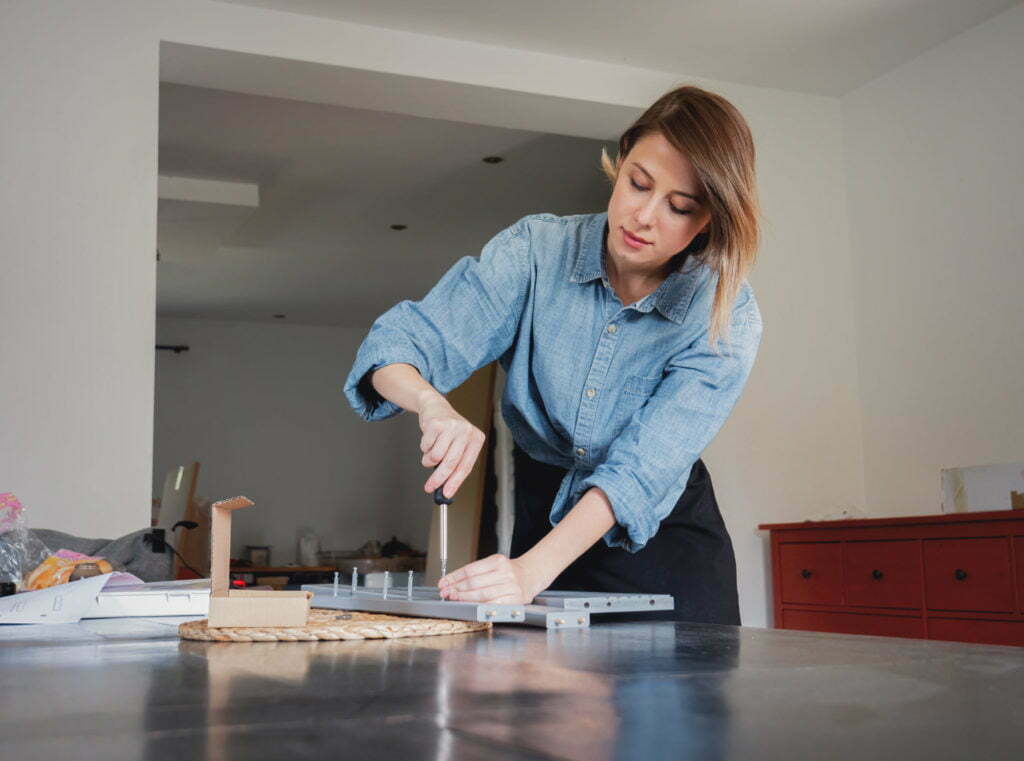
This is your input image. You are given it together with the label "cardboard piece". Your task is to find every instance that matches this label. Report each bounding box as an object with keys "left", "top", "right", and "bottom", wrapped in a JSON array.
[{"left": 207, "top": 496, "right": 310, "bottom": 628}]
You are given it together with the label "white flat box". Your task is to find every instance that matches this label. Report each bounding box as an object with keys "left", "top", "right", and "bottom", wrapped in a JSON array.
[{"left": 83, "top": 579, "right": 211, "bottom": 619}]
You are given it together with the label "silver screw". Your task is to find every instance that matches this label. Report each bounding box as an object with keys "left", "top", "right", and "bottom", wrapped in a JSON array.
[
  {"left": 383, "top": 570, "right": 390, "bottom": 599},
  {"left": 351, "top": 567, "right": 358, "bottom": 594},
  {"left": 407, "top": 570, "right": 414, "bottom": 599},
  {"left": 332, "top": 571, "right": 339, "bottom": 597}
]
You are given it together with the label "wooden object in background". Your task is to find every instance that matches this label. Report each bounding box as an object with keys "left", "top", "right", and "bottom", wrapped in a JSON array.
[
  {"left": 207, "top": 496, "right": 310, "bottom": 628},
  {"left": 158, "top": 462, "right": 201, "bottom": 578},
  {"left": 425, "top": 363, "right": 497, "bottom": 583},
  {"left": 176, "top": 496, "right": 211, "bottom": 578},
  {"left": 760, "top": 510, "right": 1024, "bottom": 647}
]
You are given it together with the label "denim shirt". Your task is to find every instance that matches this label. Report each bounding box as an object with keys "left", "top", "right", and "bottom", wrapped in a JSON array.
[{"left": 343, "top": 212, "right": 762, "bottom": 552}]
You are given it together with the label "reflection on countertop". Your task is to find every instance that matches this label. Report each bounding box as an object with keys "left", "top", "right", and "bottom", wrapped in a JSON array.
[{"left": 1, "top": 621, "right": 1022, "bottom": 760}]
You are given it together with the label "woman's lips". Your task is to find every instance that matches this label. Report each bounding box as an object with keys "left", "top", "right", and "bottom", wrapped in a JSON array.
[{"left": 622, "top": 228, "right": 651, "bottom": 248}]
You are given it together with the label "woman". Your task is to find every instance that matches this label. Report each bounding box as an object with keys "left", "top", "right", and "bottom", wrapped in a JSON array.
[{"left": 344, "top": 85, "right": 762, "bottom": 623}]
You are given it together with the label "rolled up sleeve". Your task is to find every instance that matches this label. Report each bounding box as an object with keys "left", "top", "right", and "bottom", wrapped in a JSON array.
[
  {"left": 343, "top": 217, "right": 532, "bottom": 421},
  {"left": 577, "top": 284, "right": 763, "bottom": 552}
]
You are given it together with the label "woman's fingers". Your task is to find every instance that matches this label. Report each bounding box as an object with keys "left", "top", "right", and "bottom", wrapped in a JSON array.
[
  {"left": 439, "top": 554, "right": 504, "bottom": 588},
  {"left": 438, "top": 555, "right": 530, "bottom": 604},
  {"left": 443, "top": 569, "right": 506, "bottom": 594},
  {"left": 441, "top": 428, "right": 485, "bottom": 498},
  {"left": 424, "top": 436, "right": 467, "bottom": 494},
  {"left": 419, "top": 428, "right": 452, "bottom": 471},
  {"left": 445, "top": 584, "right": 519, "bottom": 603}
]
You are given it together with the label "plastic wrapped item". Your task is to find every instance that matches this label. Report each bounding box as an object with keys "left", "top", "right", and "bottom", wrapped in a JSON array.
[
  {"left": 0, "top": 493, "right": 51, "bottom": 587},
  {"left": 24, "top": 550, "right": 116, "bottom": 590}
]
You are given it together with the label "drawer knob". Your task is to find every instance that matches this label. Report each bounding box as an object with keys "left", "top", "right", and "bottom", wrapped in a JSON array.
[
  {"left": 800, "top": 569, "right": 812, "bottom": 579},
  {"left": 871, "top": 569, "right": 884, "bottom": 580},
  {"left": 954, "top": 568, "right": 968, "bottom": 581}
]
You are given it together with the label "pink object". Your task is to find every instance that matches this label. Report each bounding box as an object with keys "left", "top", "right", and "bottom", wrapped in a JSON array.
[
  {"left": 54, "top": 549, "right": 92, "bottom": 560},
  {"left": 0, "top": 493, "right": 24, "bottom": 534}
]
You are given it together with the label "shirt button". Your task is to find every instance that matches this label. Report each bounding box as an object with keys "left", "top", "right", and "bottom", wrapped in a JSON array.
[
  {"left": 607, "top": 324, "right": 618, "bottom": 334},
  {"left": 585, "top": 388, "right": 597, "bottom": 399},
  {"left": 576, "top": 447, "right": 586, "bottom": 457}
]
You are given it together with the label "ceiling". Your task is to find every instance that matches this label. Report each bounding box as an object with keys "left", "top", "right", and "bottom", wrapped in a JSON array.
[
  {"left": 159, "top": 1, "right": 1019, "bottom": 327},
  {"left": 157, "top": 83, "right": 614, "bottom": 327},
  {"left": 215, "top": 0, "right": 1020, "bottom": 96}
]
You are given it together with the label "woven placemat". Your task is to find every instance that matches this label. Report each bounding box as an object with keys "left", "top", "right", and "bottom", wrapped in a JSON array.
[{"left": 179, "top": 607, "right": 490, "bottom": 642}]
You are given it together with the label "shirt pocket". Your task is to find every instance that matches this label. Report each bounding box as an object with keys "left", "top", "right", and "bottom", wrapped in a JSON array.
[{"left": 623, "top": 374, "right": 661, "bottom": 398}]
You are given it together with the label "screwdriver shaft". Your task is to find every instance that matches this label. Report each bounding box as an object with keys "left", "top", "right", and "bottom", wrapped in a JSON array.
[{"left": 439, "top": 503, "right": 448, "bottom": 579}]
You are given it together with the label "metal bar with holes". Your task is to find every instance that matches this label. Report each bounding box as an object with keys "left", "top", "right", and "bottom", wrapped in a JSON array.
[{"left": 532, "top": 592, "right": 675, "bottom": 613}]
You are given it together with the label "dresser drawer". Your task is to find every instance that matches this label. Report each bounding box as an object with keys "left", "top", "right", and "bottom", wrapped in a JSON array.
[
  {"left": 843, "top": 540, "right": 922, "bottom": 608},
  {"left": 929, "top": 618, "right": 1024, "bottom": 647},
  {"left": 923, "top": 537, "right": 1015, "bottom": 613},
  {"left": 782, "top": 610, "right": 924, "bottom": 639},
  {"left": 780, "top": 542, "right": 842, "bottom": 605},
  {"left": 1015, "top": 537, "right": 1024, "bottom": 595}
]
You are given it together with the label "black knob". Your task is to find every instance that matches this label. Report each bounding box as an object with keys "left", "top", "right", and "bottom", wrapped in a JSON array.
[
  {"left": 872, "top": 569, "right": 884, "bottom": 580},
  {"left": 954, "top": 568, "right": 968, "bottom": 581},
  {"left": 800, "top": 569, "right": 812, "bottom": 579}
]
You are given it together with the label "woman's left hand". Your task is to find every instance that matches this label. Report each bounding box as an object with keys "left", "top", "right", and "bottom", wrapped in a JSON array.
[{"left": 438, "top": 554, "right": 541, "bottom": 605}]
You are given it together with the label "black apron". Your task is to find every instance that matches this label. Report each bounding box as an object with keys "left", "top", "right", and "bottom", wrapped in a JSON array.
[{"left": 510, "top": 444, "right": 741, "bottom": 624}]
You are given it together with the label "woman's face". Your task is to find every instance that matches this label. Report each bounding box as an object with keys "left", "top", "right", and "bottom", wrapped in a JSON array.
[{"left": 606, "top": 131, "right": 711, "bottom": 274}]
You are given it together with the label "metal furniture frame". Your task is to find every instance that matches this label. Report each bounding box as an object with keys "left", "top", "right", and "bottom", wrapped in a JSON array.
[{"left": 303, "top": 570, "right": 673, "bottom": 630}]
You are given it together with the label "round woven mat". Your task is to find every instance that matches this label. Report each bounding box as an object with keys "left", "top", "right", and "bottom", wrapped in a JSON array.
[{"left": 179, "top": 607, "right": 490, "bottom": 642}]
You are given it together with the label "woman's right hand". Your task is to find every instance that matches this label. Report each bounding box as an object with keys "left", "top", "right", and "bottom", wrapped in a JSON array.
[{"left": 417, "top": 394, "right": 486, "bottom": 499}]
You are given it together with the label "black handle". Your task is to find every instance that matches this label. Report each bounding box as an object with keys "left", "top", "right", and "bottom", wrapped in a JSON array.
[
  {"left": 954, "top": 568, "right": 968, "bottom": 581},
  {"left": 872, "top": 569, "right": 884, "bottom": 580},
  {"left": 800, "top": 569, "right": 812, "bottom": 579},
  {"left": 432, "top": 467, "right": 453, "bottom": 506}
]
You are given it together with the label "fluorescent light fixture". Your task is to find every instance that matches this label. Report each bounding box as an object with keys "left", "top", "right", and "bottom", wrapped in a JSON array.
[{"left": 158, "top": 175, "right": 260, "bottom": 207}]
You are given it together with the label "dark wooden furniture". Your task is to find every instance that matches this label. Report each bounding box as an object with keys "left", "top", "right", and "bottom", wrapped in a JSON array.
[
  {"left": 759, "top": 510, "right": 1024, "bottom": 646},
  {"left": 229, "top": 564, "right": 337, "bottom": 587}
]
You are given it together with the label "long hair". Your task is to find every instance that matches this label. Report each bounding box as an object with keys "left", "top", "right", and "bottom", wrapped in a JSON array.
[{"left": 601, "top": 85, "right": 760, "bottom": 347}]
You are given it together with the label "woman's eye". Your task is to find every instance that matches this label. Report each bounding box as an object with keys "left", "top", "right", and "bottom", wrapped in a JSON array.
[{"left": 630, "top": 178, "right": 691, "bottom": 215}]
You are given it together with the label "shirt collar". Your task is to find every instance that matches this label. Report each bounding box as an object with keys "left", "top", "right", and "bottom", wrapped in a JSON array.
[{"left": 571, "top": 212, "right": 705, "bottom": 325}]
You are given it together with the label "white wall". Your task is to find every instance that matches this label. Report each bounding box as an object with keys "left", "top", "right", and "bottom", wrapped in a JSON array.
[
  {"left": 154, "top": 318, "right": 429, "bottom": 562},
  {"left": 842, "top": 3, "right": 1024, "bottom": 518},
  {"left": 0, "top": 0, "right": 868, "bottom": 626}
]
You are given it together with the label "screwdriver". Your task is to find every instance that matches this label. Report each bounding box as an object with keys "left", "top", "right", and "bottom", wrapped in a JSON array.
[{"left": 433, "top": 480, "right": 453, "bottom": 581}]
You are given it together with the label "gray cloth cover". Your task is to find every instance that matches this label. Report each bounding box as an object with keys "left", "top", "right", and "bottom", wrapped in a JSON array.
[{"left": 19, "top": 528, "right": 174, "bottom": 582}]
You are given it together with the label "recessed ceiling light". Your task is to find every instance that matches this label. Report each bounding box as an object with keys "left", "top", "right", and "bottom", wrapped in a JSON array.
[
  {"left": 482, "top": 156, "right": 504, "bottom": 164},
  {"left": 390, "top": 224, "right": 407, "bottom": 230},
  {"left": 273, "top": 314, "right": 286, "bottom": 319}
]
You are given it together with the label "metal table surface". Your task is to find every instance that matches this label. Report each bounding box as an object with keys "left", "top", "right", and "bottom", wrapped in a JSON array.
[{"left": 1, "top": 619, "right": 1022, "bottom": 761}]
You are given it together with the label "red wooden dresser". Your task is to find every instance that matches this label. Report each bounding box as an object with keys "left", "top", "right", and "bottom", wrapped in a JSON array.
[{"left": 759, "top": 510, "right": 1024, "bottom": 646}]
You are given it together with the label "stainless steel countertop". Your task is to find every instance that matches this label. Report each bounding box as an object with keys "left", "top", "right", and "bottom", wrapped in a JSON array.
[{"left": 1, "top": 620, "right": 1022, "bottom": 760}]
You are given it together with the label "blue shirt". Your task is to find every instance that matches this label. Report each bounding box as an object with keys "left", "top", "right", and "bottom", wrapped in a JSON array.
[{"left": 344, "top": 211, "right": 762, "bottom": 552}]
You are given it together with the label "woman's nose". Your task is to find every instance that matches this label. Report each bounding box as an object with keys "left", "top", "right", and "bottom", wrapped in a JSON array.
[{"left": 634, "top": 198, "right": 658, "bottom": 228}]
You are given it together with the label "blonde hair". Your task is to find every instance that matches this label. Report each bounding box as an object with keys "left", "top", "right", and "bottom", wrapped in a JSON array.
[{"left": 600, "top": 85, "right": 760, "bottom": 347}]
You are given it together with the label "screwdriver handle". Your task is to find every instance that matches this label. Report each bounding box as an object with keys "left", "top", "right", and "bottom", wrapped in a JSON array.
[{"left": 432, "top": 466, "right": 454, "bottom": 505}]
